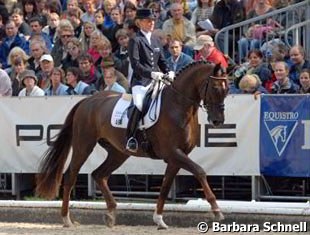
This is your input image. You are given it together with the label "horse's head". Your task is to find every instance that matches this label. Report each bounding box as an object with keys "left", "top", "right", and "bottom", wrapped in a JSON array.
[{"left": 201, "top": 63, "right": 229, "bottom": 126}]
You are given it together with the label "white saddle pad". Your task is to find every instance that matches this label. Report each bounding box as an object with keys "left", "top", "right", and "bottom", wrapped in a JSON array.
[{"left": 111, "top": 90, "right": 163, "bottom": 129}]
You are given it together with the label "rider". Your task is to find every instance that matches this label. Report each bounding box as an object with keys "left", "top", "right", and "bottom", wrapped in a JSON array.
[{"left": 126, "top": 8, "right": 174, "bottom": 153}]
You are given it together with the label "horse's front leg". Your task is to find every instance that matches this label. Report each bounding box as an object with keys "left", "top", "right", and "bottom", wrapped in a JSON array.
[
  {"left": 154, "top": 164, "right": 179, "bottom": 229},
  {"left": 172, "top": 148, "right": 224, "bottom": 221}
]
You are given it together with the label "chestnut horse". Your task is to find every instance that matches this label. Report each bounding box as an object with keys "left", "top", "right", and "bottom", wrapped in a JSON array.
[{"left": 36, "top": 61, "right": 228, "bottom": 229}]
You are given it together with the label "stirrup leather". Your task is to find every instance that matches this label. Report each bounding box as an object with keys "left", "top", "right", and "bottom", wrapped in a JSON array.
[{"left": 126, "top": 137, "right": 138, "bottom": 152}]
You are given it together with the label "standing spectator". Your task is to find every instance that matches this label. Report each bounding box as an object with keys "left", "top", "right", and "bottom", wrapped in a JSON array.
[
  {"left": 299, "top": 69, "right": 310, "bottom": 94},
  {"left": 18, "top": 69, "right": 45, "bottom": 96},
  {"left": 51, "top": 19, "right": 74, "bottom": 67},
  {"left": 66, "top": 66, "right": 96, "bottom": 95},
  {"left": 167, "top": 39, "right": 193, "bottom": 73},
  {"left": 289, "top": 45, "right": 310, "bottom": 86},
  {"left": 0, "top": 69, "right": 12, "bottom": 96},
  {"left": 0, "top": 21, "right": 29, "bottom": 69},
  {"left": 162, "top": 3, "right": 196, "bottom": 48},
  {"left": 11, "top": 8, "right": 32, "bottom": 39},
  {"left": 45, "top": 67, "right": 68, "bottom": 95},
  {"left": 193, "top": 35, "right": 228, "bottom": 70},
  {"left": 271, "top": 61, "right": 299, "bottom": 94},
  {"left": 210, "top": 0, "right": 246, "bottom": 52}
]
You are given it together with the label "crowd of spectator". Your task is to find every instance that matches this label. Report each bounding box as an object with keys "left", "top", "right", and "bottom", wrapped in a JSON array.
[{"left": 0, "top": 0, "right": 309, "bottom": 97}]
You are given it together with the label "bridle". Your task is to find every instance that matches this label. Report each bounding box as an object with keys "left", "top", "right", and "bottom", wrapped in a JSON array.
[{"left": 167, "top": 75, "right": 226, "bottom": 113}]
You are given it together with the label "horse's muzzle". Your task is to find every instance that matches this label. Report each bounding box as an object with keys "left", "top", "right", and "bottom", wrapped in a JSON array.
[{"left": 209, "top": 120, "right": 224, "bottom": 127}]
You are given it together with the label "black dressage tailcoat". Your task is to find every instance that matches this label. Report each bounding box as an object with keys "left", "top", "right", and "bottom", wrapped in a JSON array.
[{"left": 128, "top": 30, "right": 169, "bottom": 87}]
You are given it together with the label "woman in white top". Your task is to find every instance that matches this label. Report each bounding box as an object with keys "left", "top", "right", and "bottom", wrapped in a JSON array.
[{"left": 18, "top": 70, "right": 45, "bottom": 96}]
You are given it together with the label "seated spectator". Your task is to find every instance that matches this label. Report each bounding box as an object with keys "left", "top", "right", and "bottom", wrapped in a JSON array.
[
  {"left": 11, "top": 7, "right": 31, "bottom": 39},
  {"left": 289, "top": 45, "right": 310, "bottom": 86},
  {"left": 42, "top": 12, "right": 60, "bottom": 46},
  {"left": 51, "top": 19, "right": 75, "bottom": 67},
  {"left": 168, "top": 0, "right": 192, "bottom": 20},
  {"left": 77, "top": 53, "right": 101, "bottom": 87},
  {"left": 102, "top": 0, "right": 117, "bottom": 29},
  {"left": 62, "top": 0, "right": 79, "bottom": 20},
  {"left": 66, "top": 67, "right": 96, "bottom": 95},
  {"left": 271, "top": 61, "right": 299, "bottom": 94},
  {"left": 79, "top": 21, "right": 96, "bottom": 51},
  {"left": 67, "top": 6, "right": 83, "bottom": 38},
  {"left": 18, "top": 69, "right": 45, "bottom": 96},
  {"left": 22, "top": 0, "right": 40, "bottom": 25},
  {"left": 152, "top": 29, "right": 171, "bottom": 59},
  {"left": 101, "top": 6, "right": 123, "bottom": 52},
  {"left": 45, "top": 67, "right": 69, "bottom": 95},
  {"left": 27, "top": 37, "right": 48, "bottom": 74},
  {"left": 0, "top": 69, "right": 12, "bottom": 96},
  {"left": 81, "top": 0, "right": 96, "bottom": 23},
  {"left": 9, "top": 56, "right": 28, "bottom": 96},
  {"left": 102, "top": 66, "right": 126, "bottom": 93},
  {"left": 238, "top": 74, "right": 268, "bottom": 95},
  {"left": 162, "top": 3, "right": 196, "bottom": 48},
  {"left": 193, "top": 35, "right": 228, "bottom": 70},
  {"left": 61, "top": 37, "right": 82, "bottom": 72},
  {"left": 123, "top": 1, "right": 137, "bottom": 23},
  {"left": 299, "top": 69, "right": 310, "bottom": 94},
  {"left": 87, "top": 30, "right": 109, "bottom": 64},
  {"left": 147, "top": 1, "right": 167, "bottom": 29},
  {"left": 96, "top": 55, "right": 129, "bottom": 92},
  {"left": 29, "top": 16, "right": 53, "bottom": 52},
  {"left": 37, "top": 54, "right": 54, "bottom": 90},
  {"left": 94, "top": 9, "right": 105, "bottom": 30},
  {"left": 7, "top": 46, "right": 29, "bottom": 73},
  {"left": 191, "top": 0, "right": 215, "bottom": 32},
  {"left": 113, "top": 29, "right": 131, "bottom": 78},
  {"left": 0, "top": 20, "right": 29, "bottom": 69},
  {"left": 167, "top": 39, "right": 193, "bottom": 73}
]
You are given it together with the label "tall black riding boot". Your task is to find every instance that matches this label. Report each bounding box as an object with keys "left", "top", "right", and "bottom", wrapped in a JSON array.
[{"left": 126, "top": 107, "right": 142, "bottom": 153}]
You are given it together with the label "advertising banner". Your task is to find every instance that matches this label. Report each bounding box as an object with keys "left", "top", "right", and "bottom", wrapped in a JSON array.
[{"left": 260, "top": 95, "right": 310, "bottom": 177}]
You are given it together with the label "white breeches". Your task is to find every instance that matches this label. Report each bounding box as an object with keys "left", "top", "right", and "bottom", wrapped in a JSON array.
[{"left": 132, "top": 83, "right": 153, "bottom": 111}]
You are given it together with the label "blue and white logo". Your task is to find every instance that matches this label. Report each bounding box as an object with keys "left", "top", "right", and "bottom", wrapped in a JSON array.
[{"left": 264, "top": 120, "right": 298, "bottom": 156}]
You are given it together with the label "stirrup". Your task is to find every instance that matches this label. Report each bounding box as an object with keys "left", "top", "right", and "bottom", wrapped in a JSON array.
[{"left": 126, "top": 137, "right": 138, "bottom": 153}]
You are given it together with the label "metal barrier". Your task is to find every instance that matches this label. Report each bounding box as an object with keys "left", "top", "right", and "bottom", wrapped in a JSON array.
[
  {"left": 285, "top": 19, "right": 310, "bottom": 58},
  {"left": 214, "top": 0, "right": 310, "bottom": 63}
]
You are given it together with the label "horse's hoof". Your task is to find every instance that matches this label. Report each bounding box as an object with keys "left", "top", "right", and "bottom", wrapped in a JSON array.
[
  {"left": 62, "top": 216, "right": 74, "bottom": 227},
  {"left": 153, "top": 212, "right": 169, "bottom": 230},
  {"left": 213, "top": 211, "right": 225, "bottom": 221},
  {"left": 105, "top": 211, "right": 116, "bottom": 228}
]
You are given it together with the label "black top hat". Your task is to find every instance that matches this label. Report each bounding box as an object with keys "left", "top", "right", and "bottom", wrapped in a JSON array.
[{"left": 135, "top": 8, "right": 155, "bottom": 20}]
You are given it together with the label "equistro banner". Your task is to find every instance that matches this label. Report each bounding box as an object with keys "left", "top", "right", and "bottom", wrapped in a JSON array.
[
  {"left": 260, "top": 95, "right": 310, "bottom": 177},
  {"left": 0, "top": 95, "right": 260, "bottom": 175}
]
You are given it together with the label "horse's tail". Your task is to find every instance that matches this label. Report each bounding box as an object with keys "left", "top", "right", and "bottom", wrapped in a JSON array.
[{"left": 35, "top": 101, "right": 82, "bottom": 199}]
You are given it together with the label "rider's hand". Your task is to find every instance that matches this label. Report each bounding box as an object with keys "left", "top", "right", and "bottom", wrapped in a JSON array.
[
  {"left": 151, "top": 72, "right": 164, "bottom": 81},
  {"left": 166, "top": 71, "right": 175, "bottom": 82}
]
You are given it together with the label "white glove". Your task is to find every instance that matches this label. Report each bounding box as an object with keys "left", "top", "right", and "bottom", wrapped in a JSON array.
[
  {"left": 151, "top": 72, "right": 164, "bottom": 81},
  {"left": 167, "top": 71, "right": 175, "bottom": 82}
]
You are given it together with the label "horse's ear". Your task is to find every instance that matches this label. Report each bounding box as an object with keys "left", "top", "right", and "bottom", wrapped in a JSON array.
[{"left": 213, "top": 63, "right": 226, "bottom": 78}]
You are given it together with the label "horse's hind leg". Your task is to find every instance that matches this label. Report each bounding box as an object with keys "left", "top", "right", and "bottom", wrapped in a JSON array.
[
  {"left": 62, "top": 140, "right": 97, "bottom": 227},
  {"left": 91, "top": 146, "right": 129, "bottom": 228},
  {"left": 170, "top": 149, "right": 224, "bottom": 221},
  {"left": 153, "top": 164, "right": 179, "bottom": 229}
]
